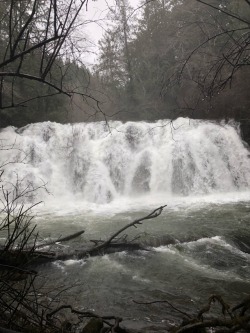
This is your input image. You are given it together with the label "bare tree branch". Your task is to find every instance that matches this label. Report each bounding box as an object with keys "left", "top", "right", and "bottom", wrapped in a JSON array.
[
  {"left": 197, "top": 0, "right": 250, "bottom": 25},
  {"left": 0, "top": 72, "right": 71, "bottom": 96}
]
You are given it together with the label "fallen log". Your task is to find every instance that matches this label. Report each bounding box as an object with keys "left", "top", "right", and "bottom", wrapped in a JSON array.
[
  {"left": 0, "top": 230, "right": 85, "bottom": 267},
  {"left": 0, "top": 206, "right": 167, "bottom": 267},
  {"left": 55, "top": 205, "right": 167, "bottom": 261},
  {"left": 35, "top": 229, "right": 85, "bottom": 249}
]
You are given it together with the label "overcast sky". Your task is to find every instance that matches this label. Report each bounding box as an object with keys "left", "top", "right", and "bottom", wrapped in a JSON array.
[{"left": 80, "top": 0, "right": 140, "bottom": 66}]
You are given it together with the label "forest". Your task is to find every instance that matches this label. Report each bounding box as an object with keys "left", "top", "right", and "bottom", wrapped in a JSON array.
[{"left": 0, "top": 0, "right": 250, "bottom": 142}]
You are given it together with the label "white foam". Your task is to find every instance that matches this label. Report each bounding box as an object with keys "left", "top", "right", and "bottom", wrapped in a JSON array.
[
  {"left": 53, "top": 259, "right": 86, "bottom": 271},
  {"left": 153, "top": 236, "right": 250, "bottom": 282},
  {"left": 1, "top": 118, "right": 250, "bottom": 214}
]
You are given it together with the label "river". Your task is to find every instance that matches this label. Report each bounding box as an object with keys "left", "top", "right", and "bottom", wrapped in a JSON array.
[{"left": 0, "top": 118, "right": 250, "bottom": 330}]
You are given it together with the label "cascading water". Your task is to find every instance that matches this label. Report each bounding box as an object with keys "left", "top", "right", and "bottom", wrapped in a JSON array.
[
  {"left": 1, "top": 118, "right": 250, "bottom": 206},
  {"left": 1, "top": 118, "right": 250, "bottom": 328}
]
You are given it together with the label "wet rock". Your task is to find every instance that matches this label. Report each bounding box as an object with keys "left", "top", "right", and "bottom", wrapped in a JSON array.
[
  {"left": 82, "top": 318, "right": 103, "bottom": 333},
  {"left": 240, "top": 120, "right": 250, "bottom": 146}
]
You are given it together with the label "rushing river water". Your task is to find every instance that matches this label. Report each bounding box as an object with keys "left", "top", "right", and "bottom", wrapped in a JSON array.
[{"left": 1, "top": 118, "right": 250, "bottom": 330}]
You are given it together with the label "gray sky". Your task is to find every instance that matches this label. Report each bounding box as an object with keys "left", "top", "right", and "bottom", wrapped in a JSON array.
[{"left": 80, "top": 0, "right": 140, "bottom": 66}]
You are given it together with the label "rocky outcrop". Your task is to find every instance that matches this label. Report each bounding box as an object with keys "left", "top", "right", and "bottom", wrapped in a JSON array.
[{"left": 240, "top": 120, "right": 250, "bottom": 147}]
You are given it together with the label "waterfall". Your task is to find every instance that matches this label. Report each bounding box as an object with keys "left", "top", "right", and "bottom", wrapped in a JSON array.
[{"left": 1, "top": 118, "right": 250, "bottom": 205}]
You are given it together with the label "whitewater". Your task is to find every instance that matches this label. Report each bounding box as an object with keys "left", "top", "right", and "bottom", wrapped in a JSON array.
[
  {"left": 1, "top": 118, "right": 250, "bottom": 211},
  {"left": 0, "top": 118, "right": 250, "bottom": 328}
]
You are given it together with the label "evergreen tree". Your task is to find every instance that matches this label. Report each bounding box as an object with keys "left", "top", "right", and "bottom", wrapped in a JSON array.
[{"left": 95, "top": 0, "right": 138, "bottom": 118}]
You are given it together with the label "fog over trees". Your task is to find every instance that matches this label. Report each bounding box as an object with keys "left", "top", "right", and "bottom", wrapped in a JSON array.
[{"left": 95, "top": 0, "right": 250, "bottom": 124}]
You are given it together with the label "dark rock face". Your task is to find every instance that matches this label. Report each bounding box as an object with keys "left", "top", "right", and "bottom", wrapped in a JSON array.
[{"left": 240, "top": 120, "right": 250, "bottom": 146}]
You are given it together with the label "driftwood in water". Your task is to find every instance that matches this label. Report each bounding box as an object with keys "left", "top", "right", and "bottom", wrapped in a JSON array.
[
  {"left": 0, "top": 230, "right": 85, "bottom": 267},
  {"left": 0, "top": 206, "right": 166, "bottom": 267},
  {"left": 35, "top": 230, "right": 85, "bottom": 249},
  {"left": 15, "top": 205, "right": 167, "bottom": 264},
  {"left": 55, "top": 205, "right": 167, "bottom": 261}
]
